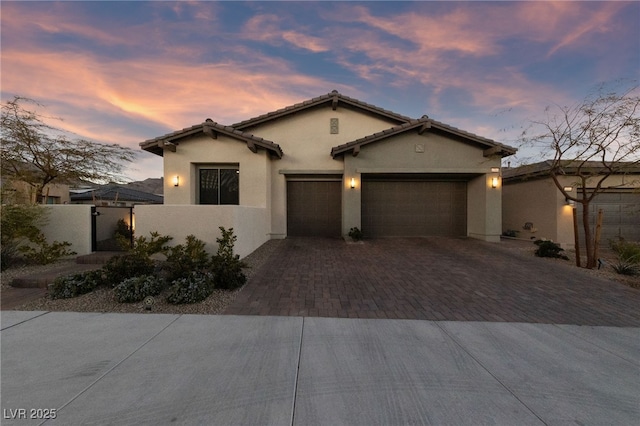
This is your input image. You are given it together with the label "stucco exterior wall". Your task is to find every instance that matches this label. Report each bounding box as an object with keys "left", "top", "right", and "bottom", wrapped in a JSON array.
[
  {"left": 134, "top": 205, "right": 269, "bottom": 258},
  {"left": 349, "top": 132, "right": 494, "bottom": 172},
  {"left": 502, "top": 179, "right": 560, "bottom": 243},
  {"left": 466, "top": 175, "right": 503, "bottom": 242},
  {"left": 162, "top": 134, "right": 271, "bottom": 208},
  {"left": 246, "top": 106, "right": 399, "bottom": 238},
  {"left": 344, "top": 131, "right": 503, "bottom": 241},
  {"left": 40, "top": 205, "right": 93, "bottom": 256},
  {"left": 503, "top": 174, "right": 640, "bottom": 248}
]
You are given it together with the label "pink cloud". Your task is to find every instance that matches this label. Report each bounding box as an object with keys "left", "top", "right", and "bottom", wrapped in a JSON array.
[
  {"left": 242, "top": 13, "right": 330, "bottom": 53},
  {"left": 1, "top": 47, "right": 348, "bottom": 149}
]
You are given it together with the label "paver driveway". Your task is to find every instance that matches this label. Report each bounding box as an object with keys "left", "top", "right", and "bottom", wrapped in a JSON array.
[{"left": 225, "top": 237, "right": 640, "bottom": 326}]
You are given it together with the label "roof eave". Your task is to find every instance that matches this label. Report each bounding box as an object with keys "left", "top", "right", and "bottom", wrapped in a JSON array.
[{"left": 233, "top": 91, "right": 411, "bottom": 130}]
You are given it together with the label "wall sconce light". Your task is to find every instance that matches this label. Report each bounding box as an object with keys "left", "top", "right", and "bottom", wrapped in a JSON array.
[
  {"left": 565, "top": 197, "right": 575, "bottom": 206},
  {"left": 491, "top": 177, "right": 499, "bottom": 188},
  {"left": 350, "top": 178, "right": 356, "bottom": 189},
  {"left": 490, "top": 167, "right": 500, "bottom": 173},
  {"left": 563, "top": 186, "right": 573, "bottom": 192},
  {"left": 172, "top": 176, "right": 179, "bottom": 187}
]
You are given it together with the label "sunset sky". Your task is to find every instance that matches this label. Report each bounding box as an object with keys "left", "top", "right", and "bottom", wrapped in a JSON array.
[{"left": 1, "top": 1, "right": 638, "bottom": 181}]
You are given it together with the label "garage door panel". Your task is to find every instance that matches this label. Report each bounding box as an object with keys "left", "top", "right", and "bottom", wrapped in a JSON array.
[
  {"left": 362, "top": 180, "right": 467, "bottom": 237},
  {"left": 287, "top": 181, "right": 341, "bottom": 237}
]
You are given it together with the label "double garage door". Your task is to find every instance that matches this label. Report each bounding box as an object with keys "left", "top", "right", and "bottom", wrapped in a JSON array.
[
  {"left": 362, "top": 179, "right": 467, "bottom": 237},
  {"left": 287, "top": 177, "right": 467, "bottom": 238}
]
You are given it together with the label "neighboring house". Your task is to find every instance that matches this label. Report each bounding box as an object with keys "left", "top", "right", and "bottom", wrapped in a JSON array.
[
  {"left": 70, "top": 184, "right": 163, "bottom": 207},
  {"left": 140, "top": 90, "right": 516, "bottom": 242},
  {"left": 1, "top": 178, "right": 70, "bottom": 204},
  {"left": 502, "top": 161, "right": 640, "bottom": 247}
]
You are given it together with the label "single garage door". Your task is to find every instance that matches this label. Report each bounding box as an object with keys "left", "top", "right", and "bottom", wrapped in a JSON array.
[
  {"left": 362, "top": 179, "right": 467, "bottom": 237},
  {"left": 578, "top": 191, "right": 640, "bottom": 242},
  {"left": 287, "top": 180, "right": 342, "bottom": 237}
]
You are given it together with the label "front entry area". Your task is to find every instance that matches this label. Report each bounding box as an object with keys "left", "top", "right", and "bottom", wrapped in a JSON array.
[
  {"left": 362, "top": 177, "right": 467, "bottom": 237},
  {"left": 286, "top": 180, "right": 342, "bottom": 237}
]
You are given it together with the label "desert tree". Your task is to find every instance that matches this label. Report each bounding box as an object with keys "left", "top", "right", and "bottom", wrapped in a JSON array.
[
  {"left": 1, "top": 96, "right": 135, "bottom": 203},
  {"left": 519, "top": 81, "right": 640, "bottom": 268}
]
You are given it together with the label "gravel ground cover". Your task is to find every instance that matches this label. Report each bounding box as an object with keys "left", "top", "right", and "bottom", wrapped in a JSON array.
[
  {"left": 1, "top": 238, "right": 637, "bottom": 315},
  {"left": 1, "top": 239, "right": 283, "bottom": 314}
]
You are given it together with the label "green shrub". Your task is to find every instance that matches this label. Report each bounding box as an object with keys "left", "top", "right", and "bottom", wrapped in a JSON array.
[
  {"left": 0, "top": 203, "right": 75, "bottom": 269},
  {"left": 534, "top": 240, "right": 569, "bottom": 260},
  {"left": 166, "top": 271, "right": 215, "bottom": 304},
  {"left": 211, "top": 227, "right": 247, "bottom": 290},
  {"left": 102, "top": 253, "right": 155, "bottom": 287},
  {"left": 130, "top": 231, "right": 173, "bottom": 257},
  {"left": 348, "top": 227, "right": 363, "bottom": 241},
  {"left": 115, "top": 218, "right": 133, "bottom": 240},
  {"left": 611, "top": 261, "right": 639, "bottom": 276},
  {"left": 164, "top": 235, "right": 211, "bottom": 283},
  {"left": 114, "top": 275, "right": 165, "bottom": 303},
  {"left": 19, "top": 234, "right": 76, "bottom": 265},
  {"left": 1, "top": 204, "right": 44, "bottom": 270},
  {"left": 49, "top": 270, "right": 103, "bottom": 299},
  {"left": 609, "top": 238, "right": 640, "bottom": 264},
  {"left": 101, "top": 232, "right": 171, "bottom": 286}
]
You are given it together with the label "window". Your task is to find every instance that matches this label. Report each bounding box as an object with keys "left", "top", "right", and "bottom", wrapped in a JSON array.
[{"left": 199, "top": 167, "right": 239, "bottom": 205}]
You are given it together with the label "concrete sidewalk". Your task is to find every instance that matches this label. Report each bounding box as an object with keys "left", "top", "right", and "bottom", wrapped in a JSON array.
[{"left": 1, "top": 312, "right": 639, "bottom": 425}]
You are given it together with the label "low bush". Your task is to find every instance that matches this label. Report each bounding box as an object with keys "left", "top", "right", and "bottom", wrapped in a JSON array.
[
  {"left": 534, "top": 240, "right": 569, "bottom": 260},
  {"left": 1, "top": 204, "right": 44, "bottom": 270},
  {"left": 211, "top": 227, "right": 247, "bottom": 290},
  {"left": 164, "top": 235, "right": 211, "bottom": 283},
  {"left": 166, "top": 271, "right": 215, "bottom": 304},
  {"left": 348, "top": 227, "right": 363, "bottom": 241},
  {"left": 611, "top": 261, "right": 639, "bottom": 276},
  {"left": 101, "top": 232, "right": 171, "bottom": 286},
  {"left": 608, "top": 238, "right": 640, "bottom": 276},
  {"left": 114, "top": 275, "right": 165, "bottom": 303},
  {"left": 49, "top": 270, "right": 103, "bottom": 299},
  {"left": 1, "top": 203, "right": 75, "bottom": 269},
  {"left": 130, "top": 231, "right": 173, "bottom": 257},
  {"left": 102, "top": 253, "right": 155, "bottom": 287},
  {"left": 19, "top": 235, "right": 76, "bottom": 265},
  {"left": 609, "top": 238, "right": 640, "bottom": 264}
]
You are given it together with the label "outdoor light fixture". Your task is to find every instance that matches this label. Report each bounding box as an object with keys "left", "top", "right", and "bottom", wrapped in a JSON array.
[
  {"left": 565, "top": 197, "right": 575, "bottom": 206},
  {"left": 563, "top": 186, "right": 573, "bottom": 192},
  {"left": 491, "top": 177, "right": 499, "bottom": 188},
  {"left": 490, "top": 167, "right": 500, "bottom": 173},
  {"left": 350, "top": 178, "right": 356, "bottom": 189},
  {"left": 173, "top": 176, "right": 179, "bottom": 187}
]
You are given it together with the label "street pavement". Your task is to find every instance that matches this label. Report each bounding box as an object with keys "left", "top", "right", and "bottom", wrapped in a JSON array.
[{"left": 1, "top": 311, "right": 638, "bottom": 425}]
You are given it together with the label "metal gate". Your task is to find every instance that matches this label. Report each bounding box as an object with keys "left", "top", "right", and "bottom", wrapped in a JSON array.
[{"left": 91, "top": 206, "right": 134, "bottom": 251}]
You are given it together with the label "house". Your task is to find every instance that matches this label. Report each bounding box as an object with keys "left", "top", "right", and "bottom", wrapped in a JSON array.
[
  {"left": 139, "top": 91, "right": 516, "bottom": 251},
  {"left": 502, "top": 161, "right": 640, "bottom": 247},
  {"left": 70, "top": 184, "right": 163, "bottom": 207},
  {"left": 1, "top": 178, "right": 70, "bottom": 204}
]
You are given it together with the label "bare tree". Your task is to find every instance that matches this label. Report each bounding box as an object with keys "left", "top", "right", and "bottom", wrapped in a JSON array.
[
  {"left": 1, "top": 96, "right": 135, "bottom": 203},
  {"left": 519, "top": 81, "right": 640, "bottom": 268}
]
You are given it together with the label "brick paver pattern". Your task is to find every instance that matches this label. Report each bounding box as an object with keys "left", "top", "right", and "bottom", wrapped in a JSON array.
[{"left": 224, "top": 237, "right": 640, "bottom": 326}]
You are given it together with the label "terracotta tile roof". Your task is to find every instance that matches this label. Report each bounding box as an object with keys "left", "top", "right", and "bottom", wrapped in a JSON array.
[
  {"left": 232, "top": 90, "right": 412, "bottom": 129},
  {"left": 503, "top": 160, "right": 640, "bottom": 181},
  {"left": 140, "top": 120, "right": 283, "bottom": 158},
  {"left": 331, "top": 116, "right": 517, "bottom": 158}
]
